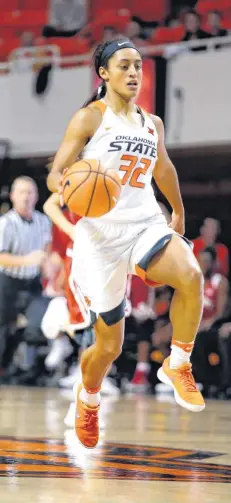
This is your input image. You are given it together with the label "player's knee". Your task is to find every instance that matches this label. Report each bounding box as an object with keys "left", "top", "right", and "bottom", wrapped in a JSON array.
[
  {"left": 180, "top": 262, "right": 204, "bottom": 293},
  {"left": 101, "top": 341, "right": 122, "bottom": 361},
  {"left": 105, "top": 342, "right": 122, "bottom": 361}
]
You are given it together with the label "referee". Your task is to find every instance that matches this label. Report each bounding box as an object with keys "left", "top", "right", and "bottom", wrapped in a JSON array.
[{"left": 0, "top": 176, "right": 51, "bottom": 371}]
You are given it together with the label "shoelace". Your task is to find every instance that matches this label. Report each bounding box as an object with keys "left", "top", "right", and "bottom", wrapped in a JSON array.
[
  {"left": 83, "top": 409, "right": 98, "bottom": 428},
  {"left": 179, "top": 367, "right": 197, "bottom": 392}
]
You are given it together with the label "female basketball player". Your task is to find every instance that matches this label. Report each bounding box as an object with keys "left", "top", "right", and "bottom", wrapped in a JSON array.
[{"left": 47, "top": 38, "right": 205, "bottom": 448}]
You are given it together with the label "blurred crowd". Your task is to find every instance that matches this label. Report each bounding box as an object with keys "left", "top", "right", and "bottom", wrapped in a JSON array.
[
  {"left": 40, "top": 0, "right": 231, "bottom": 49},
  {"left": 2, "top": 0, "right": 231, "bottom": 72},
  {"left": 0, "top": 175, "right": 230, "bottom": 402}
]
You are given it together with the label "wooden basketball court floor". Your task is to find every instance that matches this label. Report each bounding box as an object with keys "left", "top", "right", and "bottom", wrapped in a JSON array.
[{"left": 0, "top": 387, "right": 231, "bottom": 503}]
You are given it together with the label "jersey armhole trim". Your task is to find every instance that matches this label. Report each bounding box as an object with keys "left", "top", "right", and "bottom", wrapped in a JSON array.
[
  {"left": 88, "top": 100, "right": 107, "bottom": 117},
  {"left": 138, "top": 106, "right": 158, "bottom": 135}
]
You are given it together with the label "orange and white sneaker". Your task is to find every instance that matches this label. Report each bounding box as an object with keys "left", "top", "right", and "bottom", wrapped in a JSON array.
[
  {"left": 75, "top": 384, "right": 99, "bottom": 448},
  {"left": 157, "top": 357, "right": 205, "bottom": 412}
]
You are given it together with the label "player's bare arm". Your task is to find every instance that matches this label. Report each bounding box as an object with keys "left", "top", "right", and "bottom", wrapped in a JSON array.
[
  {"left": 47, "top": 106, "right": 102, "bottom": 193},
  {"left": 151, "top": 114, "right": 185, "bottom": 235},
  {"left": 43, "top": 193, "right": 75, "bottom": 241}
]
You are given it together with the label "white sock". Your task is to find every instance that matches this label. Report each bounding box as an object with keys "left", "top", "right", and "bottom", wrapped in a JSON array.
[
  {"left": 169, "top": 341, "right": 193, "bottom": 369},
  {"left": 136, "top": 362, "right": 150, "bottom": 373},
  {"left": 79, "top": 387, "right": 100, "bottom": 407}
]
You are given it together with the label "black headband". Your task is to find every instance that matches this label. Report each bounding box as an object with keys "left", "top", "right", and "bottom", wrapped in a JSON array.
[{"left": 96, "top": 40, "right": 140, "bottom": 76}]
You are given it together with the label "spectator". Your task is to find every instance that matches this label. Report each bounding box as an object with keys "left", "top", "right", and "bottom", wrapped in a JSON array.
[
  {"left": 182, "top": 9, "right": 211, "bottom": 51},
  {"left": 125, "top": 21, "right": 148, "bottom": 47},
  {"left": 20, "top": 31, "right": 35, "bottom": 48},
  {"left": 207, "top": 11, "right": 227, "bottom": 38},
  {"left": 102, "top": 26, "right": 120, "bottom": 43},
  {"left": 218, "top": 320, "right": 231, "bottom": 392},
  {"left": 131, "top": 16, "right": 157, "bottom": 42},
  {"left": 198, "top": 247, "right": 229, "bottom": 332},
  {"left": 206, "top": 11, "right": 228, "bottom": 50},
  {"left": 192, "top": 247, "right": 229, "bottom": 390},
  {"left": 193, "top": 217, "right": 229, "bottom": 276},
  {"left": 0, "top": 176, "right": 51, "bottom": 375},
  {"left": 9, "top": 32, "right": 35, "bottom": 73},
  {"left": 170, "top": 0, "right": 197, "bottom": 19},
  {"left": 43, "top": 0, "right": 87, "bottom": 38}
]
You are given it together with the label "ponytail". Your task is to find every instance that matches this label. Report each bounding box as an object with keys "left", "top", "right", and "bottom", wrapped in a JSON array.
[{"left": 82, "top": 81, "right": 106, "bottom": 108}]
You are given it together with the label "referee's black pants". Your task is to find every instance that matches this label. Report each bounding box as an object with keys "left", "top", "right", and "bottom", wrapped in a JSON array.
[{"left": 0, "top": 272, "right": 50, "bottom": 368}]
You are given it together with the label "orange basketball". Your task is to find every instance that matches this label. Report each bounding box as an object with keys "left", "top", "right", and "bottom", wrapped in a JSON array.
[{"left": 61, "top": 159, "right": 121, "bottom": 217}]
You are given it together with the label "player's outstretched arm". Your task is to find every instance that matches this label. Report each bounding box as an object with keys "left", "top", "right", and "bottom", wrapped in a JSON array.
[
  {"left": 43, "top": 193, "right": 75, "bottom": 241},
  {"left": 47, "top": 106, "right": 102, "bottom": 193},
  {"left": 151, "top": 115, "right": 185, "bottom": 235}
]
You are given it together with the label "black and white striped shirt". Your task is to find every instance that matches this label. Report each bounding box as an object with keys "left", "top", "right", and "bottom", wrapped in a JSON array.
[{"left": 0, "top": 209, "right": 51, "bottom": 279}]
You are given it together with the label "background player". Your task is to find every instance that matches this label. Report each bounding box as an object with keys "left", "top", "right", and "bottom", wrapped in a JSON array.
[
  {"left": 47, "top": 38, "right": 205, "bottom": 448},
  {"left": 43, "top": 193, "right": 120, "bottom": 425}
]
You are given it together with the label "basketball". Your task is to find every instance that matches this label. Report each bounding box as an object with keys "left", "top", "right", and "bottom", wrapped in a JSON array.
[{"left": 61, "top": 159, "right": 122, "bottom": 217}]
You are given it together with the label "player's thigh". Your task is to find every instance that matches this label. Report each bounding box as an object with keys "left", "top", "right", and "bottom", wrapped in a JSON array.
[
  {"left": 129, "top": 213, "right": 173, "bottom": 285},
  {"left": 130, "top": 216, "right": 202, "bottom": 290},
  {"left": 146, "top": 234, "right": 202, "bottom": 290}
]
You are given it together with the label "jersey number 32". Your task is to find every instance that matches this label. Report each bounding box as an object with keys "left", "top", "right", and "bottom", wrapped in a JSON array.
[{"left": 119, "top": 155, "right": 151, "bottom": 188}]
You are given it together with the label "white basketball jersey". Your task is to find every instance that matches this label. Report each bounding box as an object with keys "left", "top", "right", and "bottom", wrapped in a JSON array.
[{"left": 80, "top": 100, "right": 161, "bottom": 223}]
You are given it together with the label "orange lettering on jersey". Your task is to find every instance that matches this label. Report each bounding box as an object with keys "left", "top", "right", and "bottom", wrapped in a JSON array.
[
  {"left": 119, "top": 155, "right": 138, "bottom": 185},
  {"left": 130, "top": 157, "right": 151, "bottom": 188},
  {"left": 119, "top": 155, "right": 152, "bottom": 188}
]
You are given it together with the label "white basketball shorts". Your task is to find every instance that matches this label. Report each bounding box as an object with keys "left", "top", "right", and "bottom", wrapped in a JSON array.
[{"left": 71, "top": 213, "right": 175, "bottom": 316}]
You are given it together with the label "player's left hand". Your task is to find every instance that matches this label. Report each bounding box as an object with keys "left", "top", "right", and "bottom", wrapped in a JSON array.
[
  {"left": 58, "top": 167, "right": 69, "bottom": 207},
  {"left": 169, "top": 211, "right": 185, "bottom": 235}
]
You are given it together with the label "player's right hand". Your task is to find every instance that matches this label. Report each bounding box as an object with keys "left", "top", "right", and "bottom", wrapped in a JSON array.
[
  {"left": 47, "top": 171, "right": 63, "bottom": 195},
  {"left": 25, "top": 250, "right": 47, "bottom": 266},
  {"left": 169, "top": 210, "right": 185, "bottom": 235}
]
